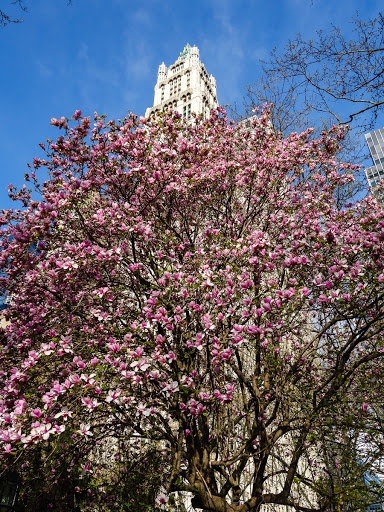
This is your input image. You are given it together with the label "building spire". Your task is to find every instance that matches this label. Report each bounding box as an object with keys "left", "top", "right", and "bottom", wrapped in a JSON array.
[{"left": 179, "top": 43, "right": 191, "bottom": 60}]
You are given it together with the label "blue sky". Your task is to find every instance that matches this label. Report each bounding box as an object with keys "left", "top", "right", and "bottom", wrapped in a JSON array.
[{"left": 0, "top": 0, "right": 382, "bottom": 210}]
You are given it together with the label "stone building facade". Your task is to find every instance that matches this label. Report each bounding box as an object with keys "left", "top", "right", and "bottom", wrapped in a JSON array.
[{"left": 145, "top": 44, "right": 218, "bottom": 120}]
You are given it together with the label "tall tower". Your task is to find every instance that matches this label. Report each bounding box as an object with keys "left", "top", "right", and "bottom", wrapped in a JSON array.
[{"left": 145, "top": 44, "right": 218, "bottom": 120}]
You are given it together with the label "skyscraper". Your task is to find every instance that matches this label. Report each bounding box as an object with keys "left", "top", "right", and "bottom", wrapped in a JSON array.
[
  {"left": 145, "top": 44, "right": 218, "bottom": 120},
  {"left": 364, "top": 127, "right": 384, "bottom": 192}
]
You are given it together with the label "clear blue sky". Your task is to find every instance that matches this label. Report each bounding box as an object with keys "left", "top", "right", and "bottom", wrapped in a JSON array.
[{"left": 0, "top": 0, "right": 382, "bottom": 210}]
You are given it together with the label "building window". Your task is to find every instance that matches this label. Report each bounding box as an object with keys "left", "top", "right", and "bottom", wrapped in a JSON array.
[
  {"left": 187, "top": 104, "right": 191, "bottom": 119},
  {"left": 161, "top": 86, "right": 165, "bottom": 102},
  {"left": 186, "top": 71, "right": 190, "bottom": 88},
  {"left": 183, "top": 105, "right": 187, "bottom": 118},
  {"left": 177, "top": 76, "right": 181, "bottom": 92}
]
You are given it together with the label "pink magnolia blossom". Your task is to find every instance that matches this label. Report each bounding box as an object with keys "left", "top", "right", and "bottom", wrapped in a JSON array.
[{"left": 0, "top": 107, "right": 383, "bottom": 512}]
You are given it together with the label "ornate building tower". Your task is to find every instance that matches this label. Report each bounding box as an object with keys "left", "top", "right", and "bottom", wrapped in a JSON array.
[{"left": 145, "top": 44, "right": 218, "bottom": 120}]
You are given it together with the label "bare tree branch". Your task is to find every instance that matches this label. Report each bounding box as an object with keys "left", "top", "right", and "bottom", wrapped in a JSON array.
[{"left": 1, "top": 0, "right": 72, "bottom": 27}]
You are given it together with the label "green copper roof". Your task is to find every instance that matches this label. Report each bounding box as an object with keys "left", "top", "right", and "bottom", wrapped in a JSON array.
[{"left": 179, "top": 43, "right": 191, "bottom": 60}]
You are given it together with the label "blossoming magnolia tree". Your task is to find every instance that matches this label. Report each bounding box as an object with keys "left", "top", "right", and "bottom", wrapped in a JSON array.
[{"left": 1, "top": 108, "right": 384, "bottom": 512}]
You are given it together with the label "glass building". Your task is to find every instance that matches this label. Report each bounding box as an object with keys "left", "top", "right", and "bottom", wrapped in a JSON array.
[
  {"left": 363, "top": 471, "right": 384, "bottom": 512},
  {"left": 365, "top": 127, "right": 384, "bottom": 192}
]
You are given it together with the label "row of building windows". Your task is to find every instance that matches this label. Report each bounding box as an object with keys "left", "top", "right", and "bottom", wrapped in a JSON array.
[
  {"left": 367, "top": 128, "right": 384, "bottom": 145},
  {"left": 366, "top": 166, "right": 383, "bottom": 180},
  {"left": 161, "top": 72, "right": 191, "bottom": 101},
  {"left": 164, "top": 101, "right": 178, "bottom": 111},
  {"left": 183, "top": 104, "right": 192, "bottom": 119},
  {"left": 202, "top": 96, "right": 211, "bottom": 110},
  {"left": 200, "top": 63, "right": 209, "bottom": 81},
  {"left": 365, "top": 130, "right": 384, "bottom": 200},
  {"left": 373, "top": 156, "right": 384, "bottom": 166},
  {"left": 170, "top": 62, "right": 184, "bottom": 75},
  {"left": 159, "top": 101, "right": 191, "bottom": 119},
  {"left": 170, "top": 76, "right": 181, "bottom": 97},
  {"left": 366, "top": 129, "right": 384, "bottom": 162},
  {"left": 200, "top": 73, "right": 213, "bottom": 97},
  {"left": 162, "top": 93, "right": 192, "bottom": 112},
  {"left": 366, "top": 164, "right": 384, "bottom": 192}
]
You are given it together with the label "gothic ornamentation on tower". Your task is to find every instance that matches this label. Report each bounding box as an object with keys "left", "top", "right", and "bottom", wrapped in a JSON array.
[{"left": 145, "top": 44, "right": 218, "bottom": 120}]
